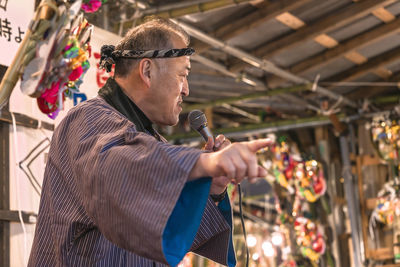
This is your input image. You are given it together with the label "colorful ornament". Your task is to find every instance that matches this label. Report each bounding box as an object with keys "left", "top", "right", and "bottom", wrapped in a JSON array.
[
  {"left": 81, "top": 0, "right": 107, "bottom": 13},
  {"left": 295, "top": 160, "right": 327, "bottom": 203},
  {"left": 369, "top": 181, "right": 400, "bottom": 239},
  {"left": 371, "top": 116, "right": 400, "bottom": 164},
  {"left": 294, "top": 217, "right": 326, "bottom": 262},
  {"left": 19, "top": 2, "right": 92, "bottom": 119}
]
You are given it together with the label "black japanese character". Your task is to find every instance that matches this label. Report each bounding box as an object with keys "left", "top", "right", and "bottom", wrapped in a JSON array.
[
  {"left": 0, "top": 18, "right": 12, "bottom": 42},
  {"left": 0, "top": 0, "right": 8, "bottom": 12},
  {"left": 15, "top": 27, "right": 24, "bottom": 43}
]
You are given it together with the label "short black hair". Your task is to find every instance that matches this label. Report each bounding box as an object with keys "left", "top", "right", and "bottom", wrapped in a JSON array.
[{"left": 114, "top": 17, "right": 190, "bottom": 77}]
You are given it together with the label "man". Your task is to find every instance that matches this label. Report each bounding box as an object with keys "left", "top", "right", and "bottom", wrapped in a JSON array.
[{"left": 28, "top": 18, "right": 269, "bottom": 266}]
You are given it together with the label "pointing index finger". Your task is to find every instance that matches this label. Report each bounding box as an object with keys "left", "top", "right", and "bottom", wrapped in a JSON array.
[{"left": 246, "top": 138, "right": 272, "bottom": 152}]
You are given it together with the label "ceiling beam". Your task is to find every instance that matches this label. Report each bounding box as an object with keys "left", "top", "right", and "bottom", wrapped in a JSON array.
[
  {"left": 191, "top": 55, "right": 321, "bottom": 112},
  {"left": 345, "top": 72, "right": 400, "bottom": 100},
  {"left": 168, "top": 109, "right": 395, "bottom": 140},
  {"left": 174, "top": 19, "right": 357, "bottom": 108},
  {"left": 168, "top": 114, "right": 341, "bottom": 140},
  {"left": 192, "top": 54, "right": 267, "bottom": 90},
  {"left": 324, "top": 45, "right": 400, "bottom": 84},
  {"left": 229, "top": 0, "right": 397, "bottom": 72},
  {"left": 290, "top": 16, "right": 400, "bottom": 75},
  {"left": 220, "top": 103, "right": 261, "bottom": 122},
  {"left": 183, "top": 83, "right": 311, "bottom": 112},
  {"left": 194, "top": 0, "right": 313, "bottom": 53}
]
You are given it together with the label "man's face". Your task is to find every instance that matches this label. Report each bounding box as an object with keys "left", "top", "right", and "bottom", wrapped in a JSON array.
[{"left": 146, "top": 37, "right": 191, "bottom": 126}]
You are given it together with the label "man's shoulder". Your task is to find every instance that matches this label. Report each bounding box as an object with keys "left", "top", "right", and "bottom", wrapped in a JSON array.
[
  {"left": 66, "top": 96, "right": 120, "bottom": 121},
  {"left": 57, "top": 96, "right": 134, "bottom": 133}
]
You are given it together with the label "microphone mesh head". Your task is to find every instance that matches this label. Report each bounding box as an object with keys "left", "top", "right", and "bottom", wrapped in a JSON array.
[{"left": 188, "top": 110, "right": 207, "bottom": 131}]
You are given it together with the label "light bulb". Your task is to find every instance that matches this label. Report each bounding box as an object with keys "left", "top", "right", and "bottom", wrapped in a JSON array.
[
  {"left": 252, "top": 253, "right": 260, "bottom": 261},
  {"left": 271, "top": 232, "right": 283, "bottom": 246},
  {"left": 262, "top": 241, "right": 274, "bottom": 257},
  {"left": 247, "top": 235, "right": 257, "bottom": 248}
]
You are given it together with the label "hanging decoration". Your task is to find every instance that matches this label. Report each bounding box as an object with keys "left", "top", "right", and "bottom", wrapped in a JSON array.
[
  {"left": 19, "top": 0, "right": 96, "bottom": 119},
  {"left": 371, "top": 115, "right": 400, "bottom": 164},
  {"left": 369, "top": 115, "right": 400, "bottom": 240},
  {"left": 369, "top": 181, "right": 400, "bottom": 239},
  {"left": 294, "top": 217, "right": 326, "bottom": 262},
  {"left": 257, "top": 135, "right": 328, "bottom": 264},
  {"left": 294, "top": 160, "right": 327, "bottom": 203},
  {"left": 1, "top": 0, "right": 105, "bottom": 119}
]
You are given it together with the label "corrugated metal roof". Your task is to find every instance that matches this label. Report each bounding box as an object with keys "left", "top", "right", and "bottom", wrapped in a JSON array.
[
  {"left": 86, "top": 0, "right": 400, "bottom": 128},
  {"left": 228, "top": 19, "right": 292, "bottom": 51}
]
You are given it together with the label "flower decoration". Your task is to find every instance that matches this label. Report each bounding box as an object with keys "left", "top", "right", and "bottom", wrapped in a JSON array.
[
  {"left": 294, "top": 160, "right": 327, "bottom": 203},
  {"left": 18, "top": 2, "right": 92, "bottom": 119},
  {"left": 294, "top": 217, "right": 326, "bottom": 262},
  {"left": 257, "top": 135, "right": 328, "bottom": 263},
  {"left": 81, "top": 0, "right": 107, "bottom": 13},
  {"left": 35, "top": 19, "right": 92, "bottom": 119}
]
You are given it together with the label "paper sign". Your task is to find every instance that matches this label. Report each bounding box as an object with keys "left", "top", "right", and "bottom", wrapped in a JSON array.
[{"left": 0, "top": 0, "right": 34, "bottom": 66}]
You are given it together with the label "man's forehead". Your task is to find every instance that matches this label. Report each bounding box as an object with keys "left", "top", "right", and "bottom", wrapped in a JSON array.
[{"left": 184, "top": 57, "right": 191, "bottom": 71}]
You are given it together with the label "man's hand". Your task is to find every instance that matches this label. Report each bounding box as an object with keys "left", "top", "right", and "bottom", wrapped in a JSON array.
[
  {"left": 203, "top": 135, "right": 231, "bottom": 194},
  {"left": 191, "top": 138, "right": 271, "bottom": 194},
  {"left": 203, "top": 134, "right": 231, "bottom": 151}
]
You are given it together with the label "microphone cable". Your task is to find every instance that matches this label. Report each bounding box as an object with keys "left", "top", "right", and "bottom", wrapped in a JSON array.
[{"left": 238, "top": 183, "right": 249, "bottom": 267}]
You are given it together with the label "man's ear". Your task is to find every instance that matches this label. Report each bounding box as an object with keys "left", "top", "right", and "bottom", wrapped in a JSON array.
[{"left": 139, "top": 59, "right": 152, "bottom": 88}]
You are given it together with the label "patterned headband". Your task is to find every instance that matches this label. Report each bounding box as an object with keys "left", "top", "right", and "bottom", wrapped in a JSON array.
[{"left": 99, "top": 45, "right": 195, "bottom": 72}]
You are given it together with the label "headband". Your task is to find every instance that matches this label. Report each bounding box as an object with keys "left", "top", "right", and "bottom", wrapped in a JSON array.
[{"left": 99, "top": 45, "right": 195, "bottom": 72}]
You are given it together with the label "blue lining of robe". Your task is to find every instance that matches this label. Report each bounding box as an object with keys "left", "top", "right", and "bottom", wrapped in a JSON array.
[
  {"left": 162, "top": 178, "right": 211, "bottom": 266},
  {"left": 218, "top": 195, "right": 236, "bottom": 267}
]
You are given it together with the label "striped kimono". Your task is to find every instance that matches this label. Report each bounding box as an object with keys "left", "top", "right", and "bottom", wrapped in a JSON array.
[{"left": 28, "top": 78, "right": 236, "bottom": 266}]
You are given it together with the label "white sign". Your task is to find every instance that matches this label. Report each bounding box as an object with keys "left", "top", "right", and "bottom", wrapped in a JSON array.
[{"left": 0, "top": 0, "right": 34, "bottom": 66}]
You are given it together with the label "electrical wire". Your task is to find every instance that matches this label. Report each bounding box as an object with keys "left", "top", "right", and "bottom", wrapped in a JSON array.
[
  {"left": 238, "top": 184, "right": 249, "bottom": 267},
  {"left": 10, "top": 112, "right": 28, "bottom": 266}
]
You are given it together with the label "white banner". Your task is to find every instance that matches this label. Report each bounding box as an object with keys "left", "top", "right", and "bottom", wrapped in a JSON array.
[{"left": 0, "top": 0, "right": 34, "bottom": 66}]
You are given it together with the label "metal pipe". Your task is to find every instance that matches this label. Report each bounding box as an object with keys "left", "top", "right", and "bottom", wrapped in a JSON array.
[
  {"left": 123, "top": 0, "right": 254, "bottom": 24},
  {"left": 221, "top": 103, "right": 261, "bottom": 122},
  {"left": 192, "top": 54, "right": 265, "bottom": 89},
  {"left": 339, "top": 135, "right": 363, "bottom": 266},
  {"left": 183, "top": 83, "right": 311, "bottom": 112},
  {"left": 141, "top": 0, "right": 224, "bottom": 15},
  {"left": 167, "top": 110, "right": 389, "bottom": 141},
  {"left": 172, "top": 19, "right": 358, "bottom": 109}
]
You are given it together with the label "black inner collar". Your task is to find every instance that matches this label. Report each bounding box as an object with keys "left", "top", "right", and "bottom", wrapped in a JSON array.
[{"left": 98, "top": 78, "right": 160, "bottom": 140}]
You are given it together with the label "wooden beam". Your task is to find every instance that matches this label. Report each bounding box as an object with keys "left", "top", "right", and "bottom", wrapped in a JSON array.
[
  {"left": 275, "top": 12, "right": 305, "bottom": 29},
  {"left": 372, "top": 7, "right": 395, "bottom": 23},
  {"left": 374, "top": 67, "right": 393, "bottom": 79},
  {"left": 290, "top": 17, "right": 400, "bottom": 75},
  {"left": 369, "top": 247, "right": 394, "bottom": 260},
  {"left": 344, "top": 51, "right": 367, "bottom": 65},
  {"left": 229, "top": 0, "right": 396, "bottom": 72},
  {"left": 314, "top": 34, "right": 338, "bottom": 49},
  {"left": 167, "top": 114, "right": 335, "bottom": 140},
  {"left": 325, "top": 46, "right": 400, "bottom": 84},
  {"left": 193, "top": 0, "right": 313, "bottom": 53},
  {"left": 183, "top": 83, "right": 311, "bottom": 112}
]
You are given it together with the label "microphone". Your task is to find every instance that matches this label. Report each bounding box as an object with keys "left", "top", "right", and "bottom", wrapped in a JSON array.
[{"left": 188, "top": 110, "right": 213, "bottom": 142}]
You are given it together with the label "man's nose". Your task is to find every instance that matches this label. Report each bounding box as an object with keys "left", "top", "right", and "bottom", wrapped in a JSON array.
[{"left": 182, "top": 79, "right": 189, "bottom": 96}]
